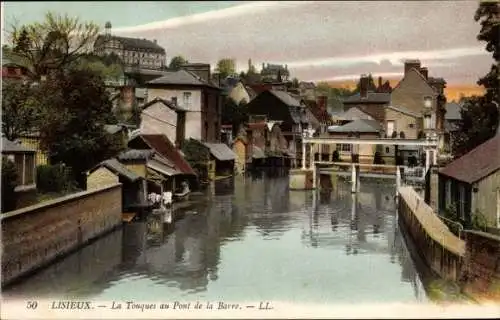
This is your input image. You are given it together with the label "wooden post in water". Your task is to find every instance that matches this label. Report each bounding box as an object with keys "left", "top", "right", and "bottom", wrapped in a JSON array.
[
  {"left": 356, "top": 164, "right": 361, "bottom": 192},
  {"left": 312, "top": 163, "right": 317, "bottom": 190},
  {"left": 396, "top": 165, "right": 401, "bottom": 194},
  {"left": 302, "top": 140, "right": 306, "bottom": 170},
  {"left": 351, "top": 163, "right": 357, "bottom": 193}
]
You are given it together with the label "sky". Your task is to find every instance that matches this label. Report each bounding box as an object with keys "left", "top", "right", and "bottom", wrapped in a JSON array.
[{"left": 2, "top": 1, "right": 493, "bottom": 85}]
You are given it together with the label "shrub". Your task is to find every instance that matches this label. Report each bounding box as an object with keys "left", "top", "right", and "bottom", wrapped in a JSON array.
[
  {"left": 471, "top": 210, "right": 488, "bottom": 232},
  {"left": 351, "top": 154, "right": 359, "bottom": 163},
  {"left": 1, "top": 157, "right": 18, "bottom": 212},
  {"left": 332, "top": 150, "right": 340, "bottom": 162},
  {"left": 36, "top": 164, "right": 78, "bottom": 193},
  {"left": 373, "top": 151, "right": 384, "bottom": 164},
  {"left": 391, "top": 131, "right": 398, "bottom": 138}
]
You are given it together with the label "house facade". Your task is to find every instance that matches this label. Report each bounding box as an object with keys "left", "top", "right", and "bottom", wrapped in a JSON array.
[
  {"left": 93, "top": 22, "right": 166, "bottom": 70},
  {"left": 438, "top": 134, "right": 500, "bottom": 229},
  {"left": 2, "top": 138, "right": 37, "bottom": 210},
  {"left": 145, "top": 68, "right": 223, "bottom": 144}
]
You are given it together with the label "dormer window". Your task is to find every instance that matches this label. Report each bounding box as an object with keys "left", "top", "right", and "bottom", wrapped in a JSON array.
[{"left": 423, "top": 96, "right": 432, "bottom": 109}]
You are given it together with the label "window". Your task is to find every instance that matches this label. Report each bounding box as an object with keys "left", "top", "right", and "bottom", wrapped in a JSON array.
[
  {"left": 386, "top": 121, "right": 395, "bottom": 137},
  {"left": 183, "top": 92, "right": 192, "bottom": 108},
  {"left": 385, "top": 147, "right": 390, "bottom": 154},
  {"left": 424, "top": 96, "right": 432, "bottom": 108},
  {"left": 459, "top": 185, "right": 466, "bottom": 220},
  {"left": 409, "top": 123, "right": 415, "bottom": 129},
  {"left": 424, "top": 115, "right": 431, "bottom": 130},
  {"left": 430, "top": 112, "right": 436, "bottom": 129},
  {"left": 445, "top": 180, "right": 452, "bottom": 208},
  {"left": 336, "top": 144, "right": 352, "bottom": 152}
]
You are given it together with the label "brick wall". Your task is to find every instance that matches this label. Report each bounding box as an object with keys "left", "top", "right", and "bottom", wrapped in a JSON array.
[
  {"left": 1, "top": 184, "right": 122, "bottom": 287},
  {"left": 461, "top": 231, "right": 500, "bottom": 300}
]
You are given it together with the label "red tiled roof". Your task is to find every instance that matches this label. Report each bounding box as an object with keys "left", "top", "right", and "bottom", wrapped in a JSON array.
[
  {"left": 135, "top": 134, "right": 196, "bottom": 175},
  {"left": 439, "top": 134, "right": 500, "bottom": 184}
]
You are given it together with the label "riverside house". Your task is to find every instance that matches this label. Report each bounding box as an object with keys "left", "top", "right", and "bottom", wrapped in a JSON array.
[
  {"left": 438, "top": 134, "right": 500, "bottom": 229},
  {"left": 2, "top": 137, "right": 37, "bottom": 209}
]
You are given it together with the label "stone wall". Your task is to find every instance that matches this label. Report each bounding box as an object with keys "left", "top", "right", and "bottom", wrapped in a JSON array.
[
  {"left": 289, "top": 169, "right": 314, "bottom": 190},
  {"left": 1, "top": 183, "right": 122, "bottom": 287},
  {"left": 398, "top": 186, "right": 465, "bottom": 281},
  {"left": 460, "top": 230, "right": 500, "bottom": 301}
]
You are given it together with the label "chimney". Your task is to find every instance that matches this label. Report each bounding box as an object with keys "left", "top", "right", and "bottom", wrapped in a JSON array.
[
  {"left": 378, "top": 76, "right": 382, "bottom": 89},
  {"left": 420, "top": 67, "right": 428, "bottom": 80},
  {"left": 317, "top": 95, "right": 328, "bottom": 111},
  {"left": 404, "top": 59, "right": 421, "bottom": 76},
  {"left": 153, "top": 39, "right": 157, "bottom": 44},
  {"left": 360, "top": 74, "right": 369, "bottom": 98},
  {"left": 174, "top": 97, "right": 186, "bottom": 149}
]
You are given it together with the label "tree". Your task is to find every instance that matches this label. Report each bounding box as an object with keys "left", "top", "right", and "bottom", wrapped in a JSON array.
[
  {"left": 7, "top": 12, "right": 99, "bottom": 80},
  {"left": 168, "top": 55, "right": 188, "bottom": 71},
  {"left": 292, "top": 77, "right": 299, "bottom": 88},
  {"left": 452, "top": 96, "right": 499, "bottom": 157},
  {"left": 452, "top": 2, "right": 500, "bottom": 156},
  {"left": 36, "top": 68, "right": 125, "bottom": 188},
  {"left": 216, "top": 58, "right": 236, "bottom": 79},
  {"left": 2, "top": 80, "right": 42, "bottom": 141},
  {"left": 221, "top": 97, "right": 249, "bottom": 136},
  {"left": 316, "top": 82, "right": 354, "bottom": 112}
]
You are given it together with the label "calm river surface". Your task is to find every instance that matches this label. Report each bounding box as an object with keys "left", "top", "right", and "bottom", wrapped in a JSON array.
[{"left": 4, "top": 174, "right": 434, "bottom": 304}]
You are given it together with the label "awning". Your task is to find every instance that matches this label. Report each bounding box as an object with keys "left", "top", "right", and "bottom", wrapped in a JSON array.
[
  {"left": 147, "top": 159, "right": 181, "bottom": 177},
  {"left": 252, "top": 146, "right": 266, "bottom": 159},
  {"left": 202, "top": 142, "right": 236, "bottom": 161}
]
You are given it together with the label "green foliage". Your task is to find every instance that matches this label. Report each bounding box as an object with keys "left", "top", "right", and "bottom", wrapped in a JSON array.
[
  {"left": 168, "top": 55, "right": 188, "bottom": 70},
  {"left": 7, "top": 11, "right": 100, "bottom": 80},
  {"left": 221, "top": 97, "right": 249, "bottom": 136},
  {"left": 332, "top": 150, "right": 341, "bottom": 162},
  {"left": 181, "top": 139, "right": 210, "bottom": 181},
  {"left": 36, "top": 68, "right": 125, "bottom": 187},
  {"left": 471, "top": 210, "right": 489, "bottom": 232},
  {"left": 1, "top": 157, "right": 19, "bottom": 213},
  {"left": 452, "top": 95, "right": 499, "bottom": 157},
  {"left": 36, "top": 164, "right": 78, "bottom": 193},
  {"left": 2, "top": 79, "right": 42, "bottom": 141},
  {"left": 315, "top": 82, "right": 354, "bottom": 112},
  {"left": 352, "top": 74, "right": 377, "bottom": 94},
  {"left": 70, "top": 53, "right": 124, "bottom": 81},
  {"left": 216, "top": 58, "right": 236, "bottom": 79}
]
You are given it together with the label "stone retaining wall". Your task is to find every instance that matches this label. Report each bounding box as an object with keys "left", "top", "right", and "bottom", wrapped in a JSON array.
[{"left": 1, "top": 183, "right": 122, "bottom": 287}]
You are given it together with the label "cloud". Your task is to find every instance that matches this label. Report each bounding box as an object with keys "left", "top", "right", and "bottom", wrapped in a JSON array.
[
  {"left": 110, "top": 1, "right": 489, "bottom": 85},
  {"left": 113, "top": 1, "right": 312, "bottom": 33}
]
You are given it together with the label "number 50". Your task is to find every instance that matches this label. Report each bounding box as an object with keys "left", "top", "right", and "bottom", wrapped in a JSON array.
[{"left": 26, "top": 301, "right": 38, "bottom": 309}]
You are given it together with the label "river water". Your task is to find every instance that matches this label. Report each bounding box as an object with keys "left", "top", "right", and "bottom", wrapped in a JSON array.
[{"left": 4, "top": 174, "right": 434, "bottom": 304}]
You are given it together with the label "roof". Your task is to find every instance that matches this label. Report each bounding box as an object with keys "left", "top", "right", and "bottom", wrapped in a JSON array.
[
  {"left": 90, "top": 158, "right": 141, "bottom": 182},
  {"left": 444, "top": 120, "right": 460, "bottom": 132},
  {"left": 245, "top": 86, "right": 257, "bottom": 99},
  {"left": 202, "top": 142, "right": 236, "bottom": 161},
  {"left": 445, "top": 102, "right": 462, "bottom": 120},
  {"left": 305, "top": 107, "right": 320, "bottom": 129},
  {"left": 96, "top": 35, "right": 165, "bottom": 53},
  {"left": 141, "top": 97, "right": 187, "bottom": 112},
  {"left": 1, "top": 138, "right": 36, "bottom": 153},
  {"left": 386, "top": 105, "right": 421, "bottom": 118},
  {"left": 252, "top": 146, "right": 266, "bottom": 159},
  {"left": 343, "top": 91, "right": 391, "bottom": 104},
  {"left": 247, "top": 122, "right": 267, "bottom": 130},
  {"left": 304, "top": 100, "right": 332, "bottom": 124},
  {"left": 328, "top": 119, "right": 383, "bottom": 133},
  {"left": 299, "top": 82, "right": 316, "bottom": 89},
  {"left": 117, "top": 149, "right": 155, "bottom": 161},
  {"left": 147, "top": 158, "right": 181, "bottom": 176},
  {"left": 335, "top": 107, "right": 375, "bottom": 121},
  {"left": 439, "top": 135, "right": 500, "bottom": 184},
  {"left": 268, "top": 90, "right": 301, "bottom": 107},
  {"left": 147, "top": 69, "right": 220, "bottom": 89},
  {"left": 135, "top": 88, "right": 148, "bottom": 99},
  {"left": 130, "top": 134, "right": 196, "bottom": 175}
]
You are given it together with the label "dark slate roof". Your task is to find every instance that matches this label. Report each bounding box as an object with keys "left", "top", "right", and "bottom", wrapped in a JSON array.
[
  {"left": 117, "top": 149, "right": 155, "bottom": 161},
  {"left": 147, "top": 69, "right": 220, "bottom": 89},
  {"left": 445, "top": 102, "right": 462, "bottom": 120},
  {"left": 328, "top": 119, "right": 383, "bottom": 133},
  {"left": 1, "top": 137, "right": 35, "bottom": 153},
  {"left": 343, "top": 91, "right": 391, "bottom": 104},
  {"left": 131, "top": 134, "right": 196, "bottom": 175},
  {"left": 91, "top": 158, "right": 142, "bottom": 182},
  {"left": 268, "top": 90, "right": 301, "bottom": 107},
  {"left": 245, "top": 86, "right": 257, "bottom": 99},
  {"left": 299, "top": 82, "right": 316, "bottom": 89},
  {"left": 304, "top": 100, "right": 333, "bottom": 124},
  {"left": 202, "top": 142, "right": 236, "bottom": 161},
  {"left": 96, "top": 35, "right": 165, "bottom": 53},
  {"left": 439, "top": 134, "right": 500, "bottom": 184}
]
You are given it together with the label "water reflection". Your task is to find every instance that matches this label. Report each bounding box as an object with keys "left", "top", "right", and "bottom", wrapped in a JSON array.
[{"left": 4, "top": 175, "right": 432, "bottom": 304}]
